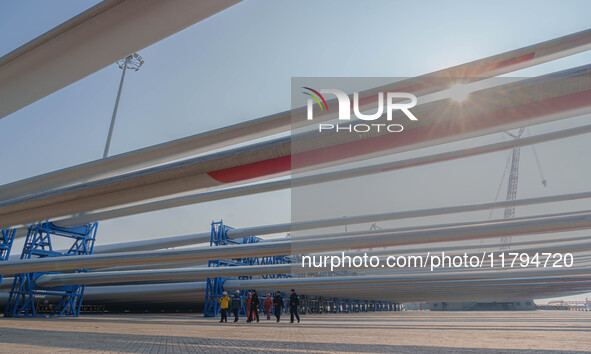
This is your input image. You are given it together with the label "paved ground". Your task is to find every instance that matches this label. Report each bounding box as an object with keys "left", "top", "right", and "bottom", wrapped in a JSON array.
[{"left": 0, "top": 311, "right": 589, "bottom": 353}]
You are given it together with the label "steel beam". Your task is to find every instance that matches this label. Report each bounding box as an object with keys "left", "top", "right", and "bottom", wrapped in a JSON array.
[
  {"left": 3, "top": 28, "right": 591, "bottom": 203},
  {"left": 3, "top": 65, "right": 591, "bottom": 229},
  {"left": 86, "top": 187, "right": 591, "bottom": 254},
  {"left": 91, "top": 233, "right": 591, "bottom": 272},
  {"left": 0, "top": 0, "right": 241, "bottom": 120},
  {"left": 51, "top": 120, "right": 591, "bottom": 231},
  {"left": 3, "top": 209, "right": 591, "bottom": 275},
  {"left": 33, "top": 253, "right": 591, "bottom": 288},
  {"left": 81, "top": 282, "right": 206, "bottom": 303},
  {"left": 35, "top": 263, "right": 294, "bottom": 287}
]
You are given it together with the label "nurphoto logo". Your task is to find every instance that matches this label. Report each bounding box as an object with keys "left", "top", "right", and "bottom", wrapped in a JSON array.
[{"left": 302, "top": 87, "right": 418, "bottom": 133}]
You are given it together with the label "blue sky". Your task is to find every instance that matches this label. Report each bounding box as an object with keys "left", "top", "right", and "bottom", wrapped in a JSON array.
[{"left": 1, "top": 0, "right": 591, "bottom": 302}]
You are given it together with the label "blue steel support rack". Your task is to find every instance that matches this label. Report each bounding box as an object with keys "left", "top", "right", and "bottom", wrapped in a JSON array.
[
  {"left": 204, "top": 220, "right": 294, "bottom": 317},
  {"left": 4, "top": 222, "right": 98, "bottom": 318},
  {"left": 0, "top": 228, "right": 15, "bottom": 287},
  {"left": 205, "top": 220, "right": 262, "bottom": 317}
]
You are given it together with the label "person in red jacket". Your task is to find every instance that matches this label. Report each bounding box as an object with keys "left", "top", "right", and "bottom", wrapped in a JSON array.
[
  {"left": 246, "top": 292, "right": 252, "bottom": 322},
  {"left": 263, "top": 293, "right": 273, "bottom": 320}
]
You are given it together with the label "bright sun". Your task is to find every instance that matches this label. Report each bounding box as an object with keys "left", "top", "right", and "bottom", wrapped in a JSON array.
[{"left": 448, "top": 83, "right": 472, "bottom": 102}]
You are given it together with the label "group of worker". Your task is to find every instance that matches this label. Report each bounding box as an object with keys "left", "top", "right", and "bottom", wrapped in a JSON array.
[{"left": 216, "top": 289, "right": 300, "bottom": 323}]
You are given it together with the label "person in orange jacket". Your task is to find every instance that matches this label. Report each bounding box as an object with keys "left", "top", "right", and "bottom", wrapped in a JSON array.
[{"left": 263, "top": 293, "right": 273, "bottom": 320}]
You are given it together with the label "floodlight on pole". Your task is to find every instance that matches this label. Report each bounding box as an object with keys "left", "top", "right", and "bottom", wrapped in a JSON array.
[{"left": 103, "top": 53, "right": 144, "bottom": 158}]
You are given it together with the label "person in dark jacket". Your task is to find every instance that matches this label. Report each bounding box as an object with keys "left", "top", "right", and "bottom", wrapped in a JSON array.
[
  {"left": 247, "top": 290, "right": 260, "bottom": 323},
  {"left": 273, "top": 291, "right": 284, "bottom": 322},
  {"left": 289, "top": 288, "right": 300, "bottom": 323},
  {"left": 231, "top": 290, "right": 241, "bottom": 322}
]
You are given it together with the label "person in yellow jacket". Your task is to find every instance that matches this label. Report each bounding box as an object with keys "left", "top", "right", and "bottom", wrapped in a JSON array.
[{"left": 217, "top": 291, "right": 230, "bottom": 323}]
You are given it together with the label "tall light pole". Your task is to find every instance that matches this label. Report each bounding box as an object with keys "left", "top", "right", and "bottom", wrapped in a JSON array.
[{"left": 103, "top": 53, "right": 144, "bottom": 158}]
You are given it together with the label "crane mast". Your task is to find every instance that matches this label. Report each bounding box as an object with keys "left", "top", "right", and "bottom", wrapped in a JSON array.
[{"left": 503, "top": 128, "right": 526, "bottom": 218}]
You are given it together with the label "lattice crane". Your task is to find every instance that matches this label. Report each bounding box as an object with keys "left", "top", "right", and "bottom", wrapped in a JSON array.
[
  {"left": 503, "top": 128, "right": 525, "bottom": 218},
  {"left": 491, "top": 128, "right": 548, "bottom": 220}
]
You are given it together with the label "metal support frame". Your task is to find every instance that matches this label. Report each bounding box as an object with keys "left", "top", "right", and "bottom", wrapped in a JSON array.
[
  {"left": 259, "top": 255, "right": 292, "bottom": 279},
  {"left": 204, "top": 276, "right": 227, "bottom": 318},
  {"left": 4, "top": 222, "right": 98, "bottom": 317},
  {"left": 0, "top": 228, "right": 15, "bottom": 261},
  {"left": 210, "top": 236, "right": 392, "bottom": 316},
  {"left": 204, "top": 220, "right": 294, "bottom": 317},
  {"left": 0, "top": 228, "right": 15, "bottom": 286},
  {"left": 299, "top": 294, "right": 394, "bottom": 314},
  {"left": 205, "top": 220, "right": 259, "bottom": 317},
  {"left": 323, "top": 297, "right": 395, "bottom": 314}
]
